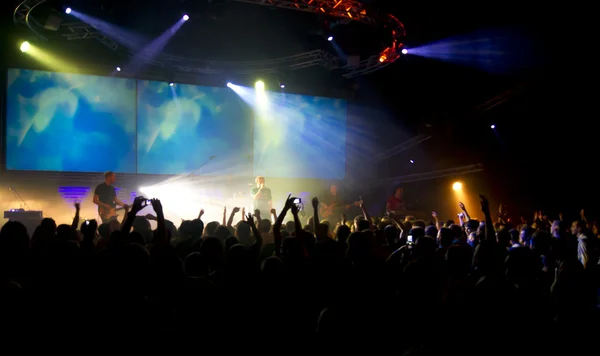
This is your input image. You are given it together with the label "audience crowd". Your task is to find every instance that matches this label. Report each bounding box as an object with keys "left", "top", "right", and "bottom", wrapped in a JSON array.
[{"left": 1, "top": 193, "right": 598, "bottom": 351}]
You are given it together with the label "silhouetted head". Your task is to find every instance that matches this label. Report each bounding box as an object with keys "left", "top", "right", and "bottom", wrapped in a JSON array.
[
  {"left": 215, "top": 225, "right": 230, "bottom": 242},
  {"left": 204, "top": 221, "right": 219, "bottom": 237}
]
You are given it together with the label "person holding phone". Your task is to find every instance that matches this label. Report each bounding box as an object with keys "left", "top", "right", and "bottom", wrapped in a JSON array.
[{"left": 250, "top": 176, "right": 272, "bottom": 216}]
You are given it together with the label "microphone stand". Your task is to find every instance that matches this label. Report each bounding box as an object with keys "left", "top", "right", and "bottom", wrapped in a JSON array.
[
  {"left": 9, "top": 187, "right": 30, "bottom": 210},
  {"left": 187, "top": 156, "right": 216, "bottom": 177}
]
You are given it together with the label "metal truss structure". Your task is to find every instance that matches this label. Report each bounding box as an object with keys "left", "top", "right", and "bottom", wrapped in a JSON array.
[
  {"left": 13, "top": 0, "right": 405, "bottom": 78},
  {"left": 376, "top": 135, "right": 432, "bottom": 162},
  {"left": 374, "top": 164, "right": 484, "bottom": 186}
]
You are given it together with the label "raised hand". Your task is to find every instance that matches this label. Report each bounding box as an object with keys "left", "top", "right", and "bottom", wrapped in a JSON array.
[
  {"left": 254, "top": 209, "right": 261, "bottom": 218},
  {"left": 270, "top": 208, "right": 276, "bottom": 215},
  {"left": 74, "top": 202, "right": 80, "bottom": 210},
  {"left": 283, "top": 194, "right": 293, "bottom": 209},
  {"left": 479, "top": 194, "right": 489, "bottom": 213},
  {"left": 232, "top": 207, "right": 240, "bottom": 214},
  {"left": 312, "top": 197, "right": 319, "bottom": 208},
  {"left": 199, "top": 209, "right": 205, "bottom": 217},
  {"left": 150, "top": 198, "right": 163, "bottom": 215},
  {"left": 244, "top": 213, "right": 255, "bottom": 226},
  {"left": 241, "top": 207, "right": 245, "bottom": 216},
  {"left": 458, "top": 202, "right": 466, "bottom": 211},
  {"left": 131, "top": 196, "right": 146, "bottom": 214},
  {"left": 432, "top": 211, "right": 437, "bottom": 219},
  {"left": 291, "top": 202, "right": 299, "bottom": 215}
]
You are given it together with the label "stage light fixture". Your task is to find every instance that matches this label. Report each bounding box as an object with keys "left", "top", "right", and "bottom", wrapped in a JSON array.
[
  {"left": 65, "top": 7, "right": 71, "bottom": 14},
  {"left": 183, "top": 14, "right": 189, "bottom": 21},
  {"left": 226, "top": 82, "right": 232, "bottom": 87},
  {"left": 255, "top": 80, "right": 265, "bottom": 90},
  {"left": 452, "top": 182, "right": 462, "bottom": 191},
  {"left": 20, "top": 41, "right": 30, "bottom": 52},
  {"left": 410, "top": 159, "right": 414, "bottom": 163},
  {"left": 169, "top": 82, "right": 174, "bottom": 86},
  {"left": 491, "top": 124, "right": 496, "bottom": 129},
  {"left": 401, "top": 48, "right": 408, "bottom": 54},
  {"left": 327, "top": 36, "right": 333, "bottom": 41},
  {"left": 116, "top": 66, "right": 121, "bottom": 71},
  {"left": 280, "top": 84, "right": 285, "bottom": 89}
]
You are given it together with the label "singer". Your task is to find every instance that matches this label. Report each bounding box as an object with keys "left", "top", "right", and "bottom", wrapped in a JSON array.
[{"left": 250, "top": 176, "right": 272, "bottom": 216}]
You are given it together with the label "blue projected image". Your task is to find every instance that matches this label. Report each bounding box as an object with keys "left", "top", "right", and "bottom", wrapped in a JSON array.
[
  {"left": 5, "top": 69, "right": 136, "bottom": 173},
  {"left": 137, "top": 81, "right": 253, "bottom": 175},
  {"left": 253, "top": 93, "right": 347, "bottom": 180}
]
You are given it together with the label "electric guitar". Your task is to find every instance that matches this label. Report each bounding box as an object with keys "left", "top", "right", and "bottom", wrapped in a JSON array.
[
  {"left": 98, "top": 206, "right": 125, "bottom": 223},
  {"left": 320, "top": 201, "right": 361, "bottom": 219}
]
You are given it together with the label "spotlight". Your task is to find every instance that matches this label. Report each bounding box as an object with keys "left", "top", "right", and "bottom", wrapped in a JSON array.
[
  {"left": 116, "top": 66, "right": 121, "bottom": 72},
  {"left": 169, "top": 82, "right": 174, "bottom": 86},
  {"left": 255, "top": 80, "right": 265, "bottom": 90},
  {"left": 65, "top": 7, "right": 71, "bottom": 14},
  {"left": 327, "top": 36, "right": 333, "bottom": 41},
  {"left": 401, "top": 48, "right": 408, "bottom": 54},
  {"left": 491, "top": 124, "right": 496, "bottom": 129},
  {"left": 280, "top": 84, "right": 285, "bottom": 89},
  {"left": 183, "top": 14, "right": 189, "bottom": 21},
  {"left": 452, "top": 182, "right": 462, "bottom": 191},
  {"left": 409, "top": 159, "right": 414, "bottom": 164},
  {"left": 226, "top": 82, "right": 232, "bottom": 87},
  {"left": 20, "top": 41, "right": 30, "bottom": 52}
]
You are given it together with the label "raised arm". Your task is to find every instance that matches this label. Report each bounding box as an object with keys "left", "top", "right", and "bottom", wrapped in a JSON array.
[
  {"left": 273, "top": 195, "right": 292, "bottom": 257},
  {"left": 360, "top": 198, "right": 373, "bottom": 230},
  {"left": 311, "top": 197, "right": 320, "bottom": 232},
  {"left": 71, "top": 203, "right": 80, "bottom": 230},
  {"left": 227, "top": 207, "right": 240, "bottom": 227},
  {"left": 151, "top": 199, "right": 167, "bottom": 245},
  {"left": 431, "top": 211, "right": 441, "bottom": 230},
  {"left": 245, "top": 213, "right": 263, "bottom": 260},
  {"left": 458, "top": 202, "right": 471, "bottom": 221}
]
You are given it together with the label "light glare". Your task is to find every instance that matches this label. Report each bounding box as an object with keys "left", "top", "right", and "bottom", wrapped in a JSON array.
[
  {"left": 491, "top": 124, "right": 496, "bottom": 129},
  {"left": 65, "top": 7, "right": 71, "bottom": 14},
  {"left": 116, "top": 66, "right": 121, "bottom": 71},
  {"left": 452, "top": 182, "right": 462, "bottom": 191},
  {"left": 169, "top": 82, "right": 174, "bottom": 86},
  {"left": 20, "top": 41, "right": 30, "bottom": 52},
  {"left": 327, "top": 36, "right": 333, "bottom": 41},
  {"left": 226, "top": 82, "right": 232, "bottom": 87},
  {"left": 280, "top": 84, "right": 285, "bottom": 89},
  {"left": 255, "top": 80, "right": 265, "bottom": 90},
  {"left": 183, "top": 14, "right": 189, "bottom": 21},
  {"left": 401, "top": 48, "right": 408, "bottom": 54}
]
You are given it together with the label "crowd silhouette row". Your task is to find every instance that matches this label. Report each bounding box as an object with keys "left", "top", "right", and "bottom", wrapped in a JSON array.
[{"left": 1, "top": 192, "right": 599, "bottom": 351}]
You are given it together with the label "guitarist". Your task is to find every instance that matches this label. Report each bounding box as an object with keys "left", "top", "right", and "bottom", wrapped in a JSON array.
[
  {"left": 93, "top": 171, "right": 129, "bottom": 223},
  {"left": 320, "top": 185, "right": 341, "bottom": 220}
]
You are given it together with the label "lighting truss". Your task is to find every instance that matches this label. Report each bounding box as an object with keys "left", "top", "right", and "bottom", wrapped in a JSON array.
[
  {"left": 375, "top": 164, "right": 484, "bottom": 186},
  {"left": 62, "top": 22, "right": 120, "bottom": 51},
  {"left": 13, "top": 0, "right": 406, "bottom": 78},
  {"left": 13, "top": 0, "right": 48, "bottom": 40},
  {"left": 376, "top": 135, "right": 432, "bottom": 162}
]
